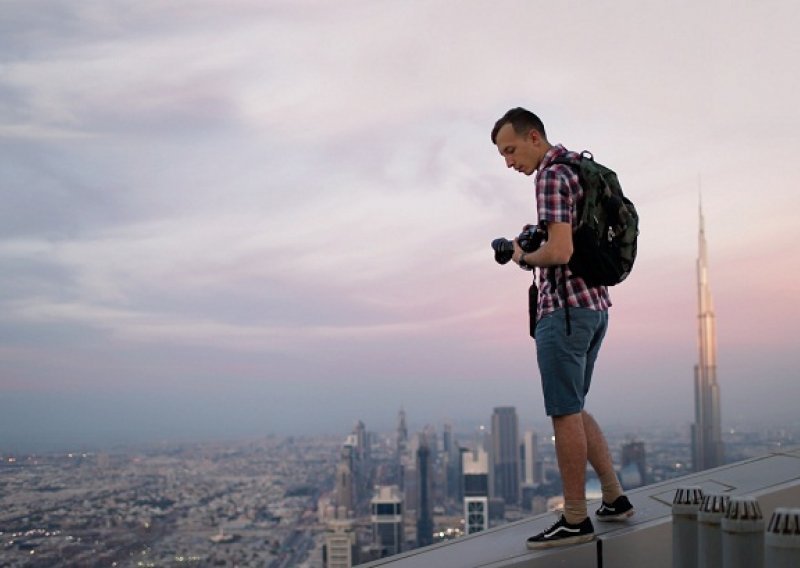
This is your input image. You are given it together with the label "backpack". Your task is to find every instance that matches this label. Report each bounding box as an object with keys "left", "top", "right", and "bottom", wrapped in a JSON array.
[{"left": 551, "top": 151, "right": 639, "bottom": 286}]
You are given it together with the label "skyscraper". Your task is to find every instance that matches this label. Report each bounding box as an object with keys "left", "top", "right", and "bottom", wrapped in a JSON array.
[
  {"left": 335, "top": 443, "right": 355, "bottom": 515},
  {"left": 353, "top": 420, "right": 369, "bottom": 462},
  {"left": 351, "top": 421, "right": 372, "bottom": 508},
  {"left": 370, "top": 485, "right": 404, "bottom": 558},
  {"left": 442, "top": 423, "right": 461, "bottom": 501},
  {"left": 396, "top": 407, "right": 408, "bottom": 457},
  {"left": 491, "top": 406, "right": 519, "bottom": 506},
  {"left": 621, "top": 440, "right": 647, "bottom": 488},
  {"left": 462, "top": 447, "right": 489, "bottom": 534},
  {"left": 394, "top": 409, "right": 409, "bottom": 490},
  {"left": 521, "top": 430, "right": 539, "bottom": 486},
  {"left": 442, "top": 422, "right": 453, "bottom": 454},
  {"left": 692, "top": 201, "right": 724, "bottom": 471},
  {"left": 324, "top": 519, "right": 357, "bottom": 568},
  {"left": 416, "top": 440, "right": 434, "bottom": 548}
]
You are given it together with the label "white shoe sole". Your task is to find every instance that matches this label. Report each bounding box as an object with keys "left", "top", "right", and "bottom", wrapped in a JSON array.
[
  {"left": 526, "top": 533, "right": 595, "bottom": 550},
  {"left": 596, "top": 508, "right": 635, "bottom": 522}
]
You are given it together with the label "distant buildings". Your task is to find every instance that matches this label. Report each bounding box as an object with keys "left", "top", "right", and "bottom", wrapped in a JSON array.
[{"left": 4, "top": 415, "right": 797, "bottom": 567}]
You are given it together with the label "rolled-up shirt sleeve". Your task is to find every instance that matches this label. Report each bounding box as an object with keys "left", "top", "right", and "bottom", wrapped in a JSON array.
[{"left": 536, "top": 167, "right": 573, "bottom": 226}]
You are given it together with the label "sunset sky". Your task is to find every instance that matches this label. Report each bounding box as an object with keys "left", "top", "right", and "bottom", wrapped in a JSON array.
[{"left": 2, "top": 0, "right": 799, "bottom": 450}]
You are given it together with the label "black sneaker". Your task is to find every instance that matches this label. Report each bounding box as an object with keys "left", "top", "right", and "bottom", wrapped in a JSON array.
[
  {"left": 595, "top": 495, "right": 635, "bottom": 522},
  {"left": 526, "top": 515, "right": 594, "bottom": 550}
]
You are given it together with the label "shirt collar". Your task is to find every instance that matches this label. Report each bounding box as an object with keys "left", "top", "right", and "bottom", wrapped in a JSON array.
[{"left": 537, "top": 144, "right": 567, "bottom": 173}]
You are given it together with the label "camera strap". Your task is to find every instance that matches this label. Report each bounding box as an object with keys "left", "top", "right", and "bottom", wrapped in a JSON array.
[
  {"left": 560, "top": 265, "right": 572, "bottom": 336},
  {"left": 545, "top": 265, "right": 572, "bottom": 336},
  {"left": 553, "top": 264, "right": 572, "bottom": 335}
]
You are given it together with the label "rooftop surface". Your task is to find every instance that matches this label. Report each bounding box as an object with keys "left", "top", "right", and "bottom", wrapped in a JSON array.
[{"left": 361, "top": 446, "right": 800, "bottom": 568}]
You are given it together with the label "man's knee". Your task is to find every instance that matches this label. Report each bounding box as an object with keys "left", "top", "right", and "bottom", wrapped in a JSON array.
[{"left": 552, "top": 412, "right": 584, "bottom": 435}]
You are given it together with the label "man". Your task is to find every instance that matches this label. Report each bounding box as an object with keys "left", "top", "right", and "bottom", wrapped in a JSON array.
[{"left": 491, "top": 108, "right": 634, "bottom": 549}]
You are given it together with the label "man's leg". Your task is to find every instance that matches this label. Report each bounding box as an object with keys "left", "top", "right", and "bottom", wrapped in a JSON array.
[
  {"left": 582, "top": 410, "right": 623, "bottom": 504},
  {"left": 552, "top": 410, "right": 625, "bottom": 521},
  {"left": 527, "top": 409, "right": 595, "bottom": 550},
  {"left": 552, "top": 412, "right": 588, "bottom": 524},
  {"left": 528, "top": 309, "right": 603, "bottom": 549},
  {"left": 536, "top": 309, "right": 601, "bottom": 524},
  {"left": 579, "top": 310, "right": 628, "bottom": 509}
]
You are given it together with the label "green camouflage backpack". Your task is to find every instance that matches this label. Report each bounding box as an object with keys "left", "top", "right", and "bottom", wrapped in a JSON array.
[{"left": 551, "top": 152, "right": 639, "bottom": 286}]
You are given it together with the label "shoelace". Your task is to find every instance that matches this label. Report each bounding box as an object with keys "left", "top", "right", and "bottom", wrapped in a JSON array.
[{"left": 543, "top": 515, "right": 566, "bottom": 532}]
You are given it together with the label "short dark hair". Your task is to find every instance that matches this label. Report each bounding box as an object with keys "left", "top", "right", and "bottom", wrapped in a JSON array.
[{"left": 490, "top": 107, "right": 547, "bottom": 144}]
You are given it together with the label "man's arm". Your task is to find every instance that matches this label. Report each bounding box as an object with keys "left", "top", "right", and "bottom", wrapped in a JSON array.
[{"left": 512, "top": 222, "right": 573, "bottom": 267}]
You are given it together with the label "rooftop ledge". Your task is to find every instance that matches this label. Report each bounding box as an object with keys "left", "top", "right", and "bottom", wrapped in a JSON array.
[{"left": 361, "top": 446, "right": 800, "bottom": 568}]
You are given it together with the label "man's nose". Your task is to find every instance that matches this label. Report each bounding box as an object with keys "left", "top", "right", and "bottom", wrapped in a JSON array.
[{"left": 505, "top": 156, "right": 514, "bottom": 168}]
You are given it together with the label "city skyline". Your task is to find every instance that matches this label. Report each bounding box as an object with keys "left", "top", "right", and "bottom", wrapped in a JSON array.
[
  {"left": 2, "top": 1, "right": 800, "bottom": 451},
  {"left": 3, "top": 411, "right": 796, "bottom": 566}
]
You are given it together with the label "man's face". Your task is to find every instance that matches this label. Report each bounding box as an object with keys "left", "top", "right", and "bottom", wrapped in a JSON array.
[{"left": 495, "top": 123, "right": 541, "bottom": 176}]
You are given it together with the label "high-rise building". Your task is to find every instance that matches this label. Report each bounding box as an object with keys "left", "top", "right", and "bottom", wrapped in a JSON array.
[
  {"left": 423, "top": 424, "right": 439, "bottom": 455},
  {"left": 692, "top": 201, "right": 724, "bottom": 471},
  {"left": 519, "top": 430, "right": 540, "bottom": 511},
  {"left": 620, "top": 440, "right": 647, "bottom": 488},
  {"left": 416, "top": 440, "right": 434, "bottom": 548},
  {"left": 397, "top": 407, "right": 408, "bottom": 457},
  {"left": 442, "top": 422, "right": 453, "bottom": 454},
  {"left": 400, "top": 450, "right": 416, "bottom": 525},
  {"left": 462, "top": 447, "right": 489, "bottom": 534},
  {"left": 491, "top": 406, "right": 519, "bottom": 506},
  {"left": 335, "top": 444, "right": 355, "bottom": 514},
  {"left": 351, "top": 421, "right": 373, "bottom": 509},
  {"left": 520, "top": 430, "right": 539, "bottom": 485},
  {"left": 324, "top": 519, "right": 357, "bottom": 568},
  {"left": 353, "top": 420, "right": 369, "bottom": 462},
  {"left": 442, "top": 424, "right": 461, "bottom": 501},
  {"left": 370, "top": 485, "right": 404, "bottom": 558},
  {"left": 456, "top": 447, "right": 469, "bottom": 501}
]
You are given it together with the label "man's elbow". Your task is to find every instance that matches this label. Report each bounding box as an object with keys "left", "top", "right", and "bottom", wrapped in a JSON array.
[{"left": 551, "top": 244, "right": 573, "bottom": 265}]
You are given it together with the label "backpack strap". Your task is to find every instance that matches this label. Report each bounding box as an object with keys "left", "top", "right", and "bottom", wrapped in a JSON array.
[
  {"left": 550, "top": 152, "right": 595, "bottom": 227},
  {"left": 547, "top": 155, "right": 586, "bottom": 337}
]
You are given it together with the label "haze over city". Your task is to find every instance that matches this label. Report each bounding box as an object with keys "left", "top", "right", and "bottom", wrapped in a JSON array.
[{"left": 2, "top": 1, "right": 799, "bottom": 451}]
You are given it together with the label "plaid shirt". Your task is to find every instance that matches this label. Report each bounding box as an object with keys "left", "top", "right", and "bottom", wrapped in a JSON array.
[{"left": 534, "top": 144, "right": 611, "bottom": 318}]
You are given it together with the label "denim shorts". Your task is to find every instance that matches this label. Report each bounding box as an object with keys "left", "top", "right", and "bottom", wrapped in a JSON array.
[{"left": 535, "top": 307, "right": 608, "bottom": 417}]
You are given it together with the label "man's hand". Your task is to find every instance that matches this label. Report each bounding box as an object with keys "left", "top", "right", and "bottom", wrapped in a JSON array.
[
  {"left": 515, "top": 222, "right": 574, "bottom": 268},
  {"left": 512, "top": 239, "right": 526, "bottom": 265}
]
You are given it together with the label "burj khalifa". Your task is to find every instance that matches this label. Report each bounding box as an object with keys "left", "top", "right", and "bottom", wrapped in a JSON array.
[{"left": 691, "top": 201, "right": 724, "bottom": 471}]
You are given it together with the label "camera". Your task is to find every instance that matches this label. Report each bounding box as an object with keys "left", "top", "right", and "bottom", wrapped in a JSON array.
[{"left": 491, "top": 225, "right": 547, "bottom": 266}]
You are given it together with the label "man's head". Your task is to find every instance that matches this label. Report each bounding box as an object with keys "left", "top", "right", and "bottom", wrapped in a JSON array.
[{"left": 491, "top": 107, "right": 551, "bottom": 176}]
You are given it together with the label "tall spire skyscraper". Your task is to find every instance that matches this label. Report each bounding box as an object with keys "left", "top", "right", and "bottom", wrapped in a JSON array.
[{"left": 692, "top": 200, "right": 724, "bottom": 471}]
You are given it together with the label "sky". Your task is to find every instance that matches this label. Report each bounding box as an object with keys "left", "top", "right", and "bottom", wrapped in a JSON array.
[{"left": 1, "top": 0, "right": 799, "bottom": 451}]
